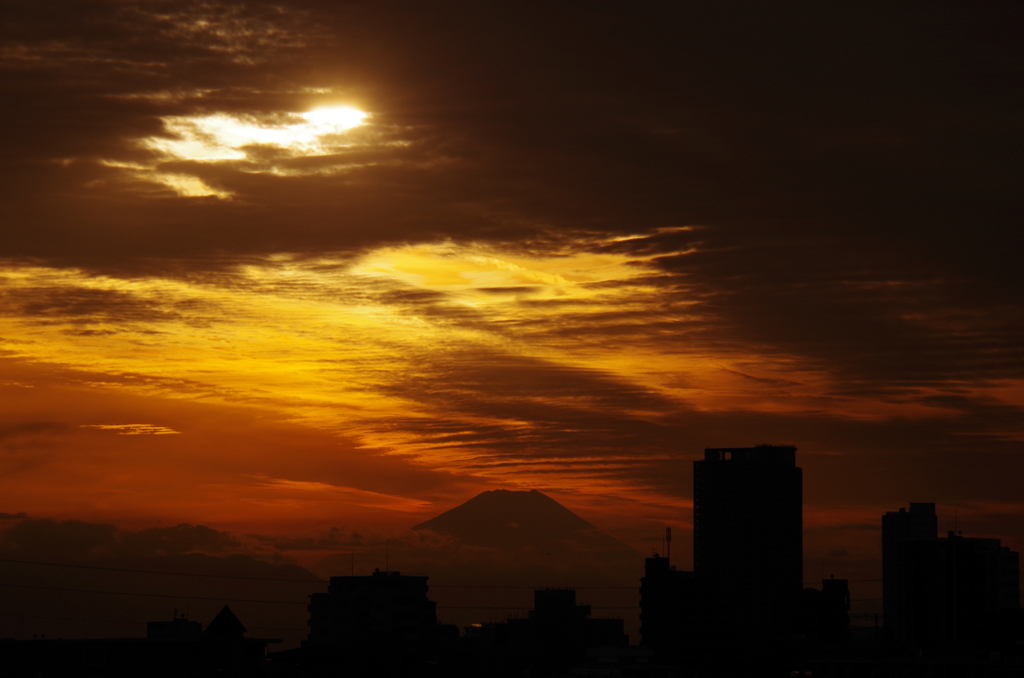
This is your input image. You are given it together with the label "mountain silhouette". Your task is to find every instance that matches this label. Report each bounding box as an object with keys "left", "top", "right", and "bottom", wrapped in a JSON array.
[
  {"left": 412, "top": 489, "right": 635, "bottom": 554},
  {"left": 313, "top": 490, "right": 644, "bottom": 639}
]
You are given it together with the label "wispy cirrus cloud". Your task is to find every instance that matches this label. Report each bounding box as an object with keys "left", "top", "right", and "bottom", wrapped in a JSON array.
[
  {"left": 1, "top": 0, "right": 1022, "bottom": 598},
  {"left": 80, "top": 424, "right": 181, "bottom": 435}
]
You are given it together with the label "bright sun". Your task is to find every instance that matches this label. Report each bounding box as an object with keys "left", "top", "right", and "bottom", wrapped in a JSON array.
[
  {"left": 120, "top": 104, "right": 373, "bottom": 196},
  {"left": 301, "top": 106, "right": 368, "bottom": 129},
  {"left": 145, "top": 106, "right": 371, "bottom": 162}
]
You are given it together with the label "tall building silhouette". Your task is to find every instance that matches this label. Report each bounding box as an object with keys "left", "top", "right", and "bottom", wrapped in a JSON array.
[
  {"left": 881, "top": 502, "right": 938, "bottom": 642},
  {"left": 639, "top": 554, "right": 700, "bottom": 662},
  {"left": 303, "top": 569, "right": 457, "bottom": 675},
  {"left": 694, "top": 445, "right": 803, "bottom": 636},
  {"left": 883, "top": 503, "right": 1021, "bottom": 653}
]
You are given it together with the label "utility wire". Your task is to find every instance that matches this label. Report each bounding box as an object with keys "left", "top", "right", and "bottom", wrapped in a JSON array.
[
  {"left": 437, "top": 606, "right": 637, "bottom": 610},
  {"left": 0, "top": 613, "right": 138, "bottom": 625},
  {"left": 0, "top": 582, "right": 308, "bottom": 605},
  {"left": 0, "top": 559, "right": 638, "bottom": 589},
  {"left": 0, "top": 558, "right": 325, "bottom": 584},
  {"left": 0, "top": 613, "right": 307, "bottom": 633},
  {"left": 431, "top": 584, "right": 637, "bottom": 590}
]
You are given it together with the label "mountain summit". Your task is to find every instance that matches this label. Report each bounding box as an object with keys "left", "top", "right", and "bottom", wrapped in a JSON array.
[{"left": 412, "top": 489, "right": 633, "bottom": 553}]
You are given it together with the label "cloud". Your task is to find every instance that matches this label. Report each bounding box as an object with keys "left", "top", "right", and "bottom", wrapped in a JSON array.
[
  {"left": 0, "top": 422, "right": 67, "bottom": 441},
  {"left": 0, "top": 1, "right": 1021, "bottom": 606},
  {"left": 80, "top": 424, "right": 181, "bottom": 435},
  {"left": 0, "top": 517, "right": 242, "bottom": 560}
]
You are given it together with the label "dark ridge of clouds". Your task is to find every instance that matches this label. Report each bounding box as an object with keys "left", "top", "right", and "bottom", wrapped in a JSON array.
[
  {"left": 382, "top": 349, "right": 679, "bottom": 416},
  {"left": 253, "top": 527, "right": 367, "bottom": 553},
  {"left": 0, "top": 422, "right": 68, "bottom": 441},
  {"left": 364, "top": 333, "right": 1024, "bottom": 505},
  {"left": 370, "top": 287, "right": 502, "bottom": 329},
  {"left": 476, "top": 286, "right": 541, "bottom": 295},
  {"left": 650, "top": 240, "right": 1024, "bottom": 387},
  {"left": 720, "top": 369, "right": 803, "bottom": 388},
  {"left": 1, "top": 286, "right": 181, "bottom": 324},
  {"left": 0, "top": 1, "right": 1021, "bottom": 544},
  {"left": 2, "top": 1, "right": 1018, "bottom": 275},
  {"left": 0, "top": 518, "right": 241, "bottom": 561},
  {"left": 0, "top": 1, "right": 325, "bottom": 164}
]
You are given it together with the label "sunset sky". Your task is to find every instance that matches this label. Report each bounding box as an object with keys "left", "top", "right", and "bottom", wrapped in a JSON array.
[{"left": 1, "top": 0, "right": 1022, "bottom": 611}]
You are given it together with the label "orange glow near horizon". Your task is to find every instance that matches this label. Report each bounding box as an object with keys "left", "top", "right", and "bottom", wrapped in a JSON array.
[
  {"left": 2, "top": 3, "right": 1022, "bottom": 645},
  {"left": 3, "top": 239, "right": 1020, "bottom": 542}
]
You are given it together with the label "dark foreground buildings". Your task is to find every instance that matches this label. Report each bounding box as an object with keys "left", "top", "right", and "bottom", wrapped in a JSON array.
[
  {"left": 694, "top": 445, "right": 803, "bottom": 640},
  {"left": 299, "top": 569, "right": 629, "bottom": 677},
  {"left": 882, "top": 502, "right": 1021, "bottom": 654},
  {"left": 642, "top": 447, "right": 1023, "bottom": 676},
  {"left": 3, "top": 455, "right": 1023, "bottom": 677},
  {"left": 640, "top": 445, "right": 807, "bottom": 675},
  {"left": 882, "top": 501, "right": 941, "bottom": 642},
  {"left": 301, "top": 568, "right": 458, "bottom": 676},
  {"left": 0, "top": 605, "right": 277, "bottom": 678},
  {"left": 464, "top": 588, "right": 630, "bottom": 677}
]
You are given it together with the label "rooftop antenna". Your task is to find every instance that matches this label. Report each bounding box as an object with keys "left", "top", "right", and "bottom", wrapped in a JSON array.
[
  {"left": 350, "top": 551, "right": 354, "bottom": 577},
  {"left": 665, "top": 527, "right": 672, "bottom": 565},
  {"left": 386, "top": 540, "right": 389, "bottom": 571}
]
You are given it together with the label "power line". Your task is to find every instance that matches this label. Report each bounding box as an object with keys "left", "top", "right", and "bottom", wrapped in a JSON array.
[
  {"left": 0, "top": 558, "right": 326, "bottom": 584},
  {"left": 0, "top": 612, "right": 307, "bottom": 633},
  {"left": 0, "top": 613, "right": 138, "bottom": 626},
  {"left": 0, "top": 559, "right": 638, "bottom": 590},
  {"left": 431, "top": 585, "right": 637, "bottom": 590},
  {"left": 437, "top": 606, "right": 638, "bottom": 610},
  {"left": 0, "top": 582, "right": 308, "bottom": 605}
]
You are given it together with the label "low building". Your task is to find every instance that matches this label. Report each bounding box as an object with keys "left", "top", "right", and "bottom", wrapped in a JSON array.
[
  {"left": 0, "top": 606, "right": 278, "bottom": 677},
  {"left": 302, "top": 568, "right": 458, "bottom": 676}
]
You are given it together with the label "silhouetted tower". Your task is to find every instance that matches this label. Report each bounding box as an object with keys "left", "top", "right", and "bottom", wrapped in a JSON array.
[
  {"left": 304, "top": 569, "right": 456, "bottom": 675},
  {"left": 881, "top": 502, "right": 937, "bottom": 642},
  {"left": 884, "top": 504, "right": 1021, "bottom": 653},
  {"left": 798, "top": 577, "right": 851, "bottom": 644},
  {"left": 694, "top": 445, "right": 803, "bottom": 635},
  {"left": 640, "top": 554, "right": 701, "bottom": 661}
]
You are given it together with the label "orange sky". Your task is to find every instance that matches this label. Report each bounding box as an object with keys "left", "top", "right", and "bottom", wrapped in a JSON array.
[{"left": 1, "top": 0, "right": 1022, "bottom": 620}]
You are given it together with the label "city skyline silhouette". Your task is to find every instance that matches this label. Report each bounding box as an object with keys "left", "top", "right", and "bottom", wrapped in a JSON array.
[
  {"left": 1, "top": 446, "right": 1021, "bottom": 675},
  {"left": 2, "top": 1, "right": 1022, "bottom": 674}
]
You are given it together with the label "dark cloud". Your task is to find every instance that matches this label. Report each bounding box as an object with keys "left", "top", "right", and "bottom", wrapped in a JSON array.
[
  {"left": 0, "top": 422, "right": 67, "bottom": 441},
  {"left": 0, "top": 1, "right": 1017, "bottom": 270},
  {"left": 1, "top": 286, "right": 180, "bottom": 324},
  {"left": 372, "top": 348, "right": 681, "bottom": 463},
  {"left": 0, "top": 0, "right": 1021, "bottom": 609},
  {"left": 0, "top": 518, "right": 241, "bottom": 560}
]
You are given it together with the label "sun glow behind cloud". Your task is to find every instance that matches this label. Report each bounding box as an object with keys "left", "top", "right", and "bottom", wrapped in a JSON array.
[
  {"left": 80, "top": 424, "right": 182, "bottom": 435},
  {"left": 0, "top": 244, "right": 699, "bottom": 484},
  {"left": 146, "top": 106, "right": 369, "bottom": 161},
  {"left": 113, "top": 104, "right": 372, "bottom": 196},
  {"left": 0, "top": 237, "right": 977, "bottom": 497},
  {"left": 2, "top": 235, "right": 1024, "bottom": 544}
]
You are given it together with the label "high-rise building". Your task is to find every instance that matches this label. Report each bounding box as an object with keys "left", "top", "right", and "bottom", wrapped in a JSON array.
[
  {"left": 883, "top": 504, "right": 1021, "bottom": 652},
  {"left": 881, "top": 502, "right": 938, "bottom": 642},
  {"left": 303, "top": 569, "right": 457, "bottom": 674},
  {"left": 693, "top": 445, "right": 803, "bottom": 635},
  {"left": 639, "top": 554, "right": 701, "bottom": 661}
]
